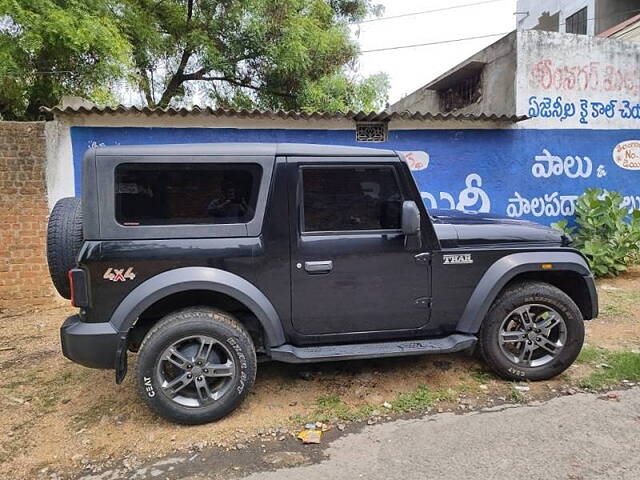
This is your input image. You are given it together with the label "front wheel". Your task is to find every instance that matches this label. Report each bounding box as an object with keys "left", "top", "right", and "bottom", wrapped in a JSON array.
[
  {"left": 479, "top": 281, "right": 584, "bottom": 381},
  {"left": 135, "top": 307, "right": 257, "bottom": 424}
]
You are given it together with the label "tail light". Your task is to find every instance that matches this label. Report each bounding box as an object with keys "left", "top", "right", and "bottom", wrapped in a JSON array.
[{"left": 68, "top": 269, "right": 89, "bottom": 307}]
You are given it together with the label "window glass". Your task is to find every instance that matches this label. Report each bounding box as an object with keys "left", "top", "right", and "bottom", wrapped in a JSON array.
[
  {"left": 115, "top": 163, "right": 261, "bottom": 226},
  {"left": 302, "top": 166, "right": 403, "bottom": 232},
  {"left": 566, "top": 7, "right": 587, "bottom": 35}
]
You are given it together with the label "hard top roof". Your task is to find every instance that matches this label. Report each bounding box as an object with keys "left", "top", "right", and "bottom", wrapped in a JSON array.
[{"left": 94, "top": 143, "right": 397, "bottom": 157}]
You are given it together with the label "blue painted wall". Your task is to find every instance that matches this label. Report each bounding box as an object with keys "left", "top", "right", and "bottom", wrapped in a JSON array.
[{"left": 70, "top": 126, "right": 640, "bottom": 225}]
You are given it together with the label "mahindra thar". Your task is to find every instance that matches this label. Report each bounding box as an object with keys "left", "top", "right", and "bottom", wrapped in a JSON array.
[{"left": 47, "top": 143, "right": 598, "bottom": 424}]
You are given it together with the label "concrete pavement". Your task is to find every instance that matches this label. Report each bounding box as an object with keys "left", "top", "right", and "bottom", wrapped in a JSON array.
[
  {"left": 238, "top": 388, "right": 640, "bottom": 480},
  {"left": 78, "top": 388, "right": 640, "bottom": 480}
]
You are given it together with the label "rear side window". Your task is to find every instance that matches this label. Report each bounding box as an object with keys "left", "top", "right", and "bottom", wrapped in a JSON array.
[
  {"left": 302, "top": 166, "right": 403, "bottom": 232},
  {"left": 115, "top": 163, "right": 262, "bottom": 226}
]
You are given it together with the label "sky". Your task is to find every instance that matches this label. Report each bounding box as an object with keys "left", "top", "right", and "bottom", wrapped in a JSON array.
[
  {"left": 351, "top": 0, "right": 519, "bottom": 105},
  {"left": 116, "top": 0, "right": 520, "bottom": 108}
]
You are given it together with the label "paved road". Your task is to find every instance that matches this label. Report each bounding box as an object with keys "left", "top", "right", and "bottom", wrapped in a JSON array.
[
  {"left": 80, "top": 389, "right": 640, "bottom": 480},
  {"left": 238, "top": 388, "right": 640, "bottom": 480}
]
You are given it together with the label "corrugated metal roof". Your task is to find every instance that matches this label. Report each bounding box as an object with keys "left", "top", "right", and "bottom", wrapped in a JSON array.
[
  {"left": 41, "top": 105, "right": 525, "bottom": 122},
  {"left": 597, "top": 13, "right": 640, "bottom": 39}
]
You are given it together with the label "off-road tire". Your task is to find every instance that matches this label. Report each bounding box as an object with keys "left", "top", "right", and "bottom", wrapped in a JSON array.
[
  {"left": 478, "top": 281, "right": 584, "bottom": 381},
  {"left": 135, "top": 307, "right": 257, "bottom": 425},
  {"left": 46, "top": 197, "right": 83, "bottom": 299}
]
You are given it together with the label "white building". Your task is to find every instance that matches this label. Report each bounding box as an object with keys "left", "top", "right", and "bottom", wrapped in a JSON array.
[
  {"left": 516, "top": 0, "right": 639, "bottom": 36},
  {"left": 389, "top": 29, "right": 640, "bottom": 129}
]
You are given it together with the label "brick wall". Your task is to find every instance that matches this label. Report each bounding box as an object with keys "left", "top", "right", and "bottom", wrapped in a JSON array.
[{"left": 0, "top": 121, "right": 55, "bottom": 314}]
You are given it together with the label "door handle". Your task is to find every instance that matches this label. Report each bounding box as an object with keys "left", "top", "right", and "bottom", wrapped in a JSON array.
[{"left": 304, "top": 260, "right": 333, "bottom": 274}]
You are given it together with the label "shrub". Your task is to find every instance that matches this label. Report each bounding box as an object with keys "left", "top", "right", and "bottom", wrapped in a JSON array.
[{"left": 552, "top": 189, "right": 640, "bottom": 277}]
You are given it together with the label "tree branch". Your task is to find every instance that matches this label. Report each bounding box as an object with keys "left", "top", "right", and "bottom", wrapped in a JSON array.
[
  {"left": 152, "top": 0, "right": 295, "bottom": 107},
  {"left": 197, "top": 75, "right": 294, "bottom": 98},
  {"left": 156, "top": 0, "right": 195, "bottom": 107},
  {"left": 186, "top": 0, "right": 193, "bottom": 23},
  {"left": 157, "top": 49, "right": 192, "bottom": 107},
  {"left": 182, "top": 67, "right": 207, "bottom": 81},
  {"left": 137, "top": 68, "right": 155, "bottom": 107}
]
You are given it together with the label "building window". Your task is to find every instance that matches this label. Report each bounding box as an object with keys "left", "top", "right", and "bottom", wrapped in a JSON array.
[
  {"left": 356, "top": 122, "right": 387, "bottom": 142},
  {"left": 566, "top": 7, "right": 587, "bottom": 35},
  {"left": 438, "top": 70, "right": 482, "bottom": 112}
]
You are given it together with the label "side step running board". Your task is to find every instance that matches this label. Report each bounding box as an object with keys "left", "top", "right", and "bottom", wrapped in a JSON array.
[{"left": 270, "top": 334, "right": 477, "bottom": 364}]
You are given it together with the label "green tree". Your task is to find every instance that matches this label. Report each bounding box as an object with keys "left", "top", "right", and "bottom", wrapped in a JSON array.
[
  {"left": 0, "top": 0, "right": 388, "bottom": 119},
  {"left": 120, "top": 0, "right": 388, "bottom": 111},
  {"left": 0, "top": 0, "right": 130, "bottom": 119}
]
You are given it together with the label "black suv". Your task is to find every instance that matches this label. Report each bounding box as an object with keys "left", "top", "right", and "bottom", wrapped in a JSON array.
[{"left": 47, "top": 143, "right": 598, "bottom": 424}]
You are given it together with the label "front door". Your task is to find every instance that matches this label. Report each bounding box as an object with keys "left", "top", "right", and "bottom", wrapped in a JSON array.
[{"left": 289, "top": 158, "right": 432, "bottom": 337}]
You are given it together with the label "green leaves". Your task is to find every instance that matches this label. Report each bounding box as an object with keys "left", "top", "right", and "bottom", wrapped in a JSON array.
[
  {"left": 298, "top": 71, "right": 389, "bottom": 113},
  {"left": 0, "top": 0, "right": 130, "bottom": 119},
  {"left": 550, "top": 219, "right": 575, "bottom": 236},
  {"left": 1, "top": 0, "right": 389, "bottom": 118},
  {"left": 553, "top": 188, "right": 640, "bottom": 277}
]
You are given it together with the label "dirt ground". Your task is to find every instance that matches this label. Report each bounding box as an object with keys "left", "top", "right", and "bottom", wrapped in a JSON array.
[{"left": 1, "top": 269, "right": 639, "bottom": 480}]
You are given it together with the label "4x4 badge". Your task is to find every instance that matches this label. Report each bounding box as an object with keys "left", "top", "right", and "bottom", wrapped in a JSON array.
[
  {"left": 443, "top": 254, "right": 473, "bottom": 265},
  {"left": 103, "top": 267, "right": 136, "bottom": 282}
]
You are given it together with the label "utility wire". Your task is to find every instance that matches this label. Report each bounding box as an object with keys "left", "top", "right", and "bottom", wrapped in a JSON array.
[
  {"left": 360, "top": 8, "right": 640, "bottom": 54},
  {"left": 4, "top": 9, "right": 639, "bottom": 73},
  {"left": 360, "top": 31, "right": 511, "bottom": 53},
  {"left": 353, "top": 0, "right": 510, "bottom": 24}
]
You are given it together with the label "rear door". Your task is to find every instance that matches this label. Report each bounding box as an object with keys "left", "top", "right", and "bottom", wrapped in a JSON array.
[{"left": 289, "top": 157, "right": 432, "bottom": 337}]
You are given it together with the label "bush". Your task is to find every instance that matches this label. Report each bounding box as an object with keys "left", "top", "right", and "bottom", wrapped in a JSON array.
[{"left": 552, "top": 189, "right": 640, "bottom": 277}]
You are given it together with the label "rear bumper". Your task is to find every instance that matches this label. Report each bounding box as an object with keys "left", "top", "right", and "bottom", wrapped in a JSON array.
[{"left": 60, "top": 315, "right": 119, "bottom": 369}]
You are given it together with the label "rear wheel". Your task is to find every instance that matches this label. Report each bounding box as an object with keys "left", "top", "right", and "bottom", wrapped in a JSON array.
[
  {"left": 479, "top": 281, "right": 584, "bottom": 381},
  {"left": 136, "top": 307, "right": 257, "bottom": 424}
]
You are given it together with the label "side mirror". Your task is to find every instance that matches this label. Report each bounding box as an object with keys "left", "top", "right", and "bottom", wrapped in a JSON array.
[{"left": 401, "top": 200, "right": 421, "bottom": 236}]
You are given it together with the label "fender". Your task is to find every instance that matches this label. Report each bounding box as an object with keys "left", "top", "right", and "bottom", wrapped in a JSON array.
[
  {"left": 110, "top": 266, "right": 286, "bottom": 349},
  {"left": 456, "top": 251, "right": 595, "bottom": 334}
]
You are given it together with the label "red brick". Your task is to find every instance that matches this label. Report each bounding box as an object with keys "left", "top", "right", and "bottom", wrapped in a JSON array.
[{"left": 0, "top": 121, "right": 54, "bottom": 314}]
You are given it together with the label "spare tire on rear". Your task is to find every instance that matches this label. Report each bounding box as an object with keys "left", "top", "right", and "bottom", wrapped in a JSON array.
[{"left": 47, "top": 197, "right": 83, "bottom": 299}]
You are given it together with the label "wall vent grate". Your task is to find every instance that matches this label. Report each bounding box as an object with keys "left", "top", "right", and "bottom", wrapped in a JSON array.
[{"left": 355, "top": 122, "right": 387, "bottom": 142}]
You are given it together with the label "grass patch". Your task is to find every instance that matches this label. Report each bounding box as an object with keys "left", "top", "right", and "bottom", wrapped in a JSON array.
[
  {"left": 355, "top": 404, "right": 375, "bottom": 418},
  {"left": 607, "top": 289, "right": 639, "bottom": 304},
  {"left": 599, "top": 289, "right": 637, "bottom": 318},
  {"left": 1, "top": 380, "right": 30, "bottom": 390},
  {"left": 578, "top": 349, "right": 640, "bottom": 390},
  {"left": 576, "top": 345, "right": 607, "bottom": 364},
  {"left": 289, "top": 394, "right": 364, "bottom": 425},
  {"left": 599, "top": 303, "right": 627, "bottom": 317},
  {"left": 393, "top": 385, "right": 451, "bottom": 412},
  {"left": 456, "top": 384, "right": 475, "bottom": 393},
  {"left": 509, "top": 385, "right": 526, "bottom": 403},
  {"left": 468, "top": 369, "right": 493, "bottom": 384},
  {"left": 291, "top": 385, "right": 458, "bottom": 426},
  {"left": 314, "top": 394, "right": 362, "bottom": 422}
]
